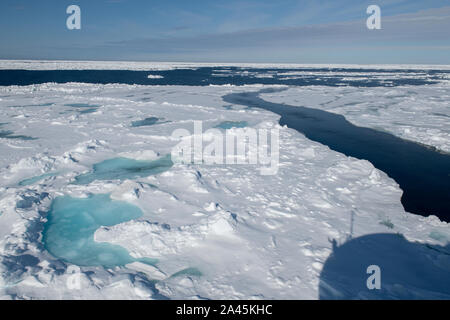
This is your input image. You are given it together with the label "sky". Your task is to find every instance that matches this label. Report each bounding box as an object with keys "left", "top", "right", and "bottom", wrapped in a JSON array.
[{"left": 0, "top": 0, "right": 449, "bottom": 64}]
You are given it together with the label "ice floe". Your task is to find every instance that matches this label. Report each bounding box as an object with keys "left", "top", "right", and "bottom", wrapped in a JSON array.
[
  {"left": 261, "top": 85, "right": 450, "bottom": 152},
  {"left": 0, "top": 81, "right": 449, "bottom": 299}
]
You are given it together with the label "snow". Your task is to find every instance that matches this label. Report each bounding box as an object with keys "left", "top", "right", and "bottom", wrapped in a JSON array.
[
  {"left": 1, "top": 59, "right": 450, "bottom": 71},
  {"left": 0, "top": 80, "right": 449, "bottom": 299},
  {"left": 261, "top": 84, "right": 450, "bottom": 153}
]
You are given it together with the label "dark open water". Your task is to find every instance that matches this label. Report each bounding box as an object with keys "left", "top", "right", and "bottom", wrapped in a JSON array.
[{"left": 223, "top": 88, "right": 450, "bottom": 221}]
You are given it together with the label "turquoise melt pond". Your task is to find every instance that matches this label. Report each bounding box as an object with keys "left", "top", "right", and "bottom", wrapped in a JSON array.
[
  {"left": 214, "top": 121, "right": 248, "bottom": 129},
  {"left": 73, "top": 155, "right": 173, "bottom": 185},
  {"left": 43, "top": 194, "right": 154, "bottom": 267}
]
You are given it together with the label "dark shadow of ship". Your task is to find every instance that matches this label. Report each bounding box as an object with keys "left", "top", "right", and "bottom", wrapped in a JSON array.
[{"left": 319, "top": 233, "right": 450, "bottom": 299}]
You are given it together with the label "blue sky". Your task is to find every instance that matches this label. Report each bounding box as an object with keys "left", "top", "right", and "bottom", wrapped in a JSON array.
[{"left": 0, "top": 0, "right": 449, "bottom": 64}]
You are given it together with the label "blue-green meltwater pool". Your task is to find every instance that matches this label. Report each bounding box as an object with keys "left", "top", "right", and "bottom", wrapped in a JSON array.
[{"left": 43, "top": 194, "right": 155, "bottom": 267}]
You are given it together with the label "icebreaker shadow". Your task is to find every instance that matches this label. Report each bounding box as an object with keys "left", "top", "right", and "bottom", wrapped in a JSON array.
[
  {"left": 319, "top": 233, "right": 450, "bottom": 299},
  {"left": 222, "top": 89, "right": 450, "bottom": 221}
]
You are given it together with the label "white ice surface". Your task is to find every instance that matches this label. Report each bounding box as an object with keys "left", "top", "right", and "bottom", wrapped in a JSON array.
[
  {"left": 1, "top": 60, "right": 450, "bottom": 71},
  {"left": 0, "top": 82, "right": 449, "bottom": 300},
  {"left": 261, "top": 85, "right": 450, "bottom": 153}
]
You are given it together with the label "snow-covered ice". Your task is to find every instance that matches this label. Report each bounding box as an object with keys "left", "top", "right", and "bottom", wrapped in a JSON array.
[
  {"left": 261, "top": 84, "right": 450, "bottom": 153},
  {"left": 0, "top": 79, "right": 449, "bottom": 299},
  {"left": 2, "top": 60, "right": 450, "bottom": 71}
]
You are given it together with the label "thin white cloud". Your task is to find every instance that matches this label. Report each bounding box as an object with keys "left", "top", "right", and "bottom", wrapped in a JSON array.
[{"left": 105, "top": 6, "right": 450, "bottom": 51}]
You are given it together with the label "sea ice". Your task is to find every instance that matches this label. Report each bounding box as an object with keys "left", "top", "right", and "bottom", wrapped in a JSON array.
[
  {"left": 0, "top": 78, "right": 448, "bottom": 300},
  {"left": 261, "top": 85, "right": 450, "bottom": 152},
  {"left": 43, "top": 194, "right": 144, "bottom": 267}
]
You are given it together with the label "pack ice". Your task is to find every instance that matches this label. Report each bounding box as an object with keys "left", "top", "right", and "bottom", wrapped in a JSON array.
[{"left": 0, "top": 80, "right": 449, "bottom": 300}]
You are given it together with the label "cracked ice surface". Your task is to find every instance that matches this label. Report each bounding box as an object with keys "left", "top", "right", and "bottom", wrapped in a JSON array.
[
  {"left": 261, "top": 84, "right": 450, "bottom": 153},
  {"left": 0, "top": 82, "right": 449, "bottom": 299}
]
